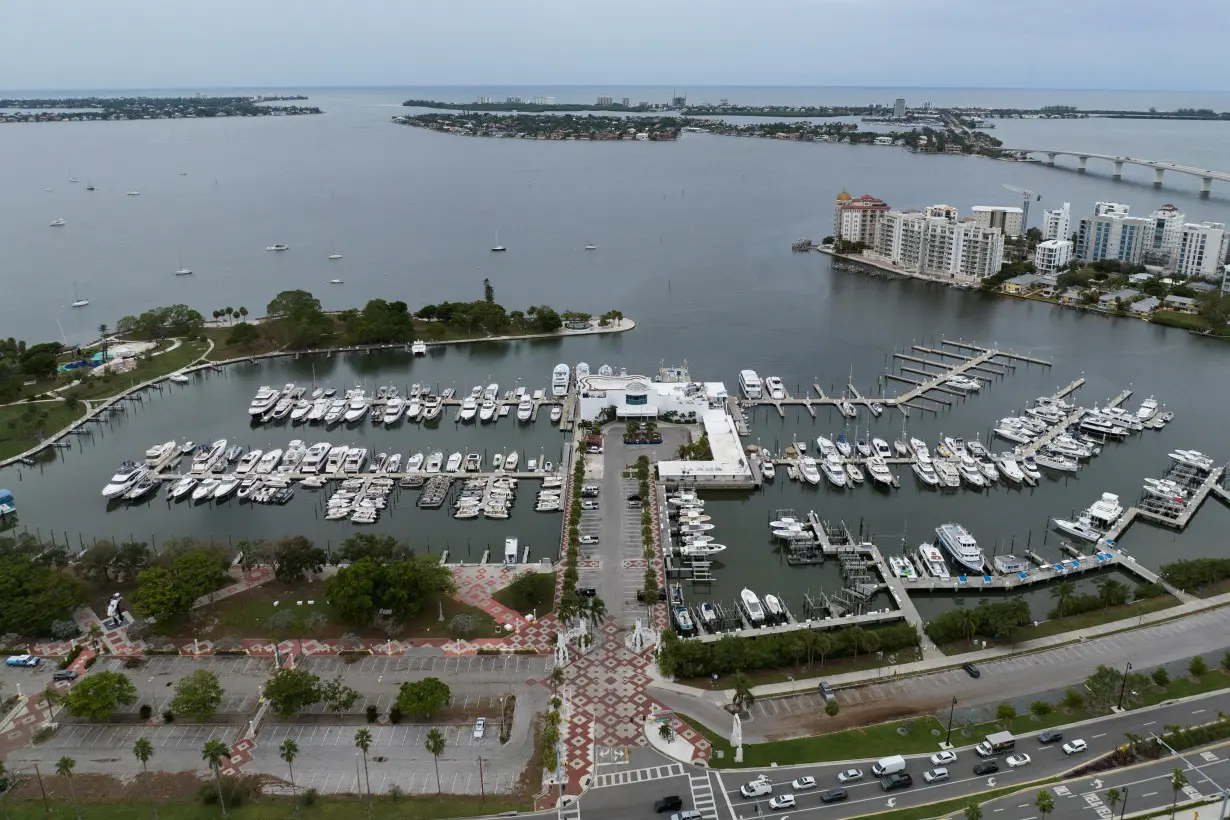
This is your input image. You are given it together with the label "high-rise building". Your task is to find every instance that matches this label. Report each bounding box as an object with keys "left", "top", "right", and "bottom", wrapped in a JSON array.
[
  {"left": 596, "top": 96, "right": 613, "bottom": 106},
  {"left": 833, "top": 190, "right": 890, "bottom": 245},
  {"left": 1143, "top": 204, "right": 1186, "bottom": 268},
  {"left": 894, "top": 97, "right": 906, "bottom": 119},
  {"left": 1042, "top": 202, "right": 1071, "bottom": 242},
  {"left": 1175, "top": 222, "right": 1230, "bottom": 279},
  {"left": 1094, "top": 201, "right": 1130, "bottom": 216},
  {"left": 621, "top": 97, "right": 631, "bottom": 107},
  {"left": 1034, "top": 239, "right": 1074, "bottom": 275},
  {"left": 971, "top": 205, "right": 1024, "bottom": 238},
  {"left": 1076, "top": 213, "right": 1149, "bottom": 264},
  {"left": 872, "top": 211, "right": 1004, "bottom": 282}
]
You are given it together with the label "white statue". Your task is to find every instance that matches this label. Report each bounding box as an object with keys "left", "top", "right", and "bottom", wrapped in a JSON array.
[
  {"left": 554, "top": 631, "right": 570, "bottom": 667},
  {"left": 731, "top": 713, "right": 744, "bottom": 763}
]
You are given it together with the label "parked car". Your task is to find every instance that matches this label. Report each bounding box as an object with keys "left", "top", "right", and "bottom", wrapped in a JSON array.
[
  {"left": 837, "top": 768, "right": 864, "bottom": 784},
  {"left": 819, "top": 788, "right": 848, "bottom": 804},
  {"left": 626, "top": 493, "right": 641, "bottom": 501},
  {"left": 4, "top": 655, "right": 40, "bottom": 668},
  {"left": 931, "top": 750, "right": 958, "bottom": 766},
  {"left": 973, "top": 761, "right": 999, "bottom": 775},
  {"left": 669, "top": 812, "right": 702, "bottom": 820},
  {"left": 962, "top": 662, "right": 981, "bottom": 678},
  {"left": 790, "top": 776, "right": 816, "bottom": 791},
  {"left": 627, "top": 500, "right": 642, "bottom": 509},
  {"left": 654, "top": 796, "right": 683, "bottom": 813},
  {"left": 923, "top": 768, "right": 950, "bottom": 784},
  {"left": 51, "top": 670, "right": 78, "bottom": 682},
  {"left": 579, "top": 535, "right": 599, "bottom": 545},
  {"left": 1006, "top": 754, "right": 1031, "bottom": 768},
  {"left": 577, "top": 587, "right": 597, "bottom": 598},
  {"left": 768, "top": 795, "right": 795, "bottom": 811},
  {"left": 586, "top": 446, "right": 603, "bottom": 454},
  {"left": 1063, "top": 739, "right": 1088, "bottom": 755},
  {"left": 1038, "top": 730, "right": 1064, "bottom": 744},
  {"left": 473, "top": 718, "right": 486, "bottom": 739},
  {"left": 581, "top": 500, "right": 600, "bottom": 510},
  {"left": 818, "top": 680, "right": 836, "bottom": 702}
]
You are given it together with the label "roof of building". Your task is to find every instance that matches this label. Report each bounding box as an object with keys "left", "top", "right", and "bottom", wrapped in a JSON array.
[
  {"left": 971, "top": 205, "right": 1024, "bottom": 214},
  {"left": 1128, "top": 273, "right": 1152, "bottom": 283},
  {"left": 1130, "top": 296, "right": 1160, "bottom": 313},
  {"left": 1165, "top": 294, "right": 1198, "bottom": 306},
  {"left": 656, "top": 408, "right": 751, "bottom": 481},
  {"left": 836, "top": 189, "right": 852, "bottom": 202},
  {"left": 1189, "top": 281, "right": 1218, "bottom": 292},
  {"left": 1099, "top": 288, "right": 1140, "bottom": 303},
  {"left": 1005, "top": 274, "right": 1052, "bottom": 287},
  {"left": 1037, "top": 239, "right": 1073, "bottom": 249}
]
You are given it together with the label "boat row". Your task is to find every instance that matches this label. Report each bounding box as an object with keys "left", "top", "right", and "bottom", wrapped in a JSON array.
[
  {"left": 667, "top": 490, "right": 726, "bottom": 557},
  {"left": 325, "top": 477, "right": 395, "bottom": 524},
  {"left": 789, "top": 436, "right": 897, "bottom": 489}
]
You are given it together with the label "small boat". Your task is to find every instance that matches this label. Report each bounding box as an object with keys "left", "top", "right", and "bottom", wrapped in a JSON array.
[
  {"left": 168, "top": 372, "right": 190, "bottom": 384},
  {"left": 49, "top": 218, "right": 65, "bottom": 227},
  {"left": 71, "top": 281, "right": 89, "bottom": 308},
  {"left": 179, "top": 440, "right": 196, "bottom": 455},
  {"left": 550, "top": 406, "right": 563, "bottom": 423},
  {"left": 845, "top": 462, "right": 865, "bottom": 484},
  {"left": 815, "top": 436, "right": 836, "bottom": 457},
  {"left": 760, "top": 458, "right": 775, "bottom": 480},
  {"left": 445, "top": 452, "right": 463, "bottom": 472},
  {"left": 888, "top": 555, "right": 916, "bottom": 579},
  {"left": 329, "top": 279, "right": 343, "bottom": 285},
  {"left": 491, "top": 230, "right": 506, "bottom": 252},
  {"left": 869, "top": 402, "right": 884, "bottom": 417},
  {"left": 492, "top": 453, "right": 504, "bottom": 470},
  {"left": 86, "top": 184, "right": 94, "bottom": 191},
  {"left": 739, "top": 589, "right": 766, "bottom": 625},
  {"left": 872, "top": 438, "right": 892, "bottom": 458},
  {"left": 699, "top": 603, "right": 717, "bottom": 626},
  {"left": 505, "top": 451, "right": 519, "bottom": 471},
  {"left": 855, "top": 438, "right": 871, "bottom": 458},
  {"left": 266, "top": 244, "right": 289, "bottom": 252},
  {"left": 235, "top": 449, "right": 262, "bottom": 474},
  {"left": 763, "top": 595, "right": 785, "bottom": 623},
  {"left": 585, "top": 243, "right": 597, "bottom": 251},
  {"left": 679, "top": 542, "right": 727, "bottom": 557},
  {"left": 126, "top": 191, "right": 140, "bottom": 196},
  {"left": 893, "top": 439, "right": 910, "bottom": 457}
]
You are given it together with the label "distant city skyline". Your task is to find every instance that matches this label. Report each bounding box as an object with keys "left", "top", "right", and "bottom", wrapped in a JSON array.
[{"left": 2, "top": 0, "right": 1227, "bottom": 92}]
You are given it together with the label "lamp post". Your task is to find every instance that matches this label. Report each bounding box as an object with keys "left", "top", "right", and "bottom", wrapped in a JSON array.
[
  {"left": 1118, "top": 785, "right": 1129, "bottom": 820},
  {"left": 945, "top": 697, "right": 958, "bottom": 746},
  {"left": 1116, "top": 660, "right": 1133, "bottom": 710}
]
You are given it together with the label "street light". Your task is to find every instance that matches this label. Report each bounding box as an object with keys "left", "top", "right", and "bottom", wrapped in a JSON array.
[
  {"left": 1116, "top": 660, "right": 1133, "bottom": 710},
  {"left": 1119, "top": 785, "right": 1129, "bottom": 820},
  {"left": 945, "top": 697, "right": 958, "bottom": 746}
]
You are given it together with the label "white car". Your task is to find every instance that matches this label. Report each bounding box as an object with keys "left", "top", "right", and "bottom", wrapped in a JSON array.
[
  {"left": 790, "top": 776, "right": 816, "bottom": 790},
  {"left": 581, "top": 500, "right": 599, "bottom": 510},
  {"left": 579, "top": 535, "right": 599, "bottom": 545},
  {"left": 1006, "top": 753, "right": 1031, "bottom": 768},
  {"left": 930, "top": 750, "right": 958, "bottom": 766},
  {"left": 473, "top": 718, "right": 486, "bottom": 739},
  {"left": 1062, "top": 739, "right": 1087, "bottom": 755},
  {"left": 768, "top": 795, "right": 795, "bottom": 811},
  {"left": 837, "top": 768, "right": 864, "bottom": 784}
]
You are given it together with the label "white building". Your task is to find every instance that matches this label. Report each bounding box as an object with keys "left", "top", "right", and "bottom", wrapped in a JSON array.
[
  {"left": 1034, "top": 239, "right": 1074, "bottom": 275},
  {"left": 923, "top": 204, "right": 959, "bottom": 221},
  {"left": 1143, "top": 204, "right": 1186, "bottom": 268},
  {"left": 894, "top": 97, "right": 906, "bottom": 119},
  {"left": 833, "top": 190, "right": 890, "bottom": 245},
  {"left": 1076, "top": 213, "right": 1150, "bottom": 264},
  {"left": 576, "top": 373, "right": 727, "bottom": 421},
  {"left": 656, "top": 409, "right": 753, "bottom": 488},
  {"left": 1094, "top": 201, "right": 1131, "bottom": 216},
  {"left": 873, "top": 212, "right": 1004, "bottom": 282},
  {"left": 1042, "top": 202, "right": 1071, "bottom": 242},
  {"left": 970, "top": 205, "right": 1024, "bottom": 238},
  {"left": 1223, "top": 264, "right": 1230, "bottom": 295},
  {"left": 1175, "top": 222, "right": 1229, "bottom": 280}
]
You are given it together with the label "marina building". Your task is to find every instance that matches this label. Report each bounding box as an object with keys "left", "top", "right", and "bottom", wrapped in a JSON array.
[
  {"left": 833, "top": 190, "right": 890, "bottom": 245},
  {"left": 970, "top": 205, "right": 1024, "bottom": 238},
  {"left": 656, "top": 408, "right": 754, "bottom": 488},
  {"left": 872, "top": 211, "right": 1005, "bottom": 283},
  {"left": 1143, "top": 204, "right": 1186, "bottom": 268},
  {"left": 1042, "top": 202, "right": 1071, "bottom": 242},
  {"left": 576, "top": 372, "right": 728, "bottom": 422},
  {"left": 1076, "top": 212, "right": 1149, "bottom": 264},
  {"left": 1175, "top": 221, "right": 1230, "bottom": 280},
  {"left": 1034, "top": 239, "right": 1074, "bottom": 275}
]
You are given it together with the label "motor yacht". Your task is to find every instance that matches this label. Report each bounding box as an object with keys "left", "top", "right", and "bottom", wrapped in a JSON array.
[
  {"left": 764, "top": 376, "right": 786, "bottom": 400},
  {"left": 838, "top": 399, "right": 858, "bottom": 418},
  {"left": 821, "top": 454, "right": 847, "bottom": 487},
  {"left": 300, "top": 442, "right": 331, "bottom": 473},
  {"left": 342, "top": 448, "right": 369, "bottom": 473},
  {"left": 760, "top": 457, "right": 775, "bottom": 480},
  {"left": 934, "top": 523, "right": 986, "bottom": 574},
  {"left": 343, "top": 390, "right": 369, "bottom": 423},
  {"left": 1080, "top": 416, "right": 1128, "bottom": 438},
  {"left": 1019, "top": 455, "right": 1042, "bottom": 482},
  {"left": 505, "top": 451, "right": 519, "bottom": 471},
  {"left": 1034, "top": 451, "right": 1078, "bottom": 472},
  {"left": 369, "top": 452, "right": 387, "bottom": 473},
  {"left": 144, "top": 440, "right": 177, "bottom": 465},
  {"left": 855, "top": 437, "right": 872, "bottom": 458},
  {"left": 1085, "top": 492, "right": 1123, "bottom": 529},
  {"left": 893, "top": 439, "right": 910, "bottom": 457},
  {"left": 552, "top": 363, "right": 570, "bottom": 397},
  {"left": 815, "top": 436, "right": 837, "bottom": 458},
  {"left": 306, "top": 399, "right": 328, "bottom": 423},
  {"left": 421, "top": 394, "right": 443, "bottom": 421},
  {"left": 798, "top": 456, "right": 821, "bottom": 485},
  {"left": 945, "top": 376, "right": 981, "bottom": 392},
  {"left": 993, "top": 423, "right": 1034, "bottom": 445},
  {"left": 491, "top": 453, "right": 504, "bottom": 471},
  {"left": 934, "top": 459, "right": 961, "bottom": 488},
  {"left": 845, "top": 462, "right": 865, "bottom": 484},
  {"left": 464, "top": 453, "right": 482, "bottom": 472},
  {"left": 191, "top": 439, "right": 227, "bottom": 474},
  {"left": 917, "top": 544, "right": 950, "bottom": 579},
  {"left": 1137, "top": 395, "right": 1159, "bottom": 421},
  {"left": 1051, "top": 515, "right": 1104, "bottom": 542},
  {"left": 168, "top": 475, "right": 198, "bottom": 500},
  {"left": 459, "top": 397, "right": 478, "bottom": 421},
  {"left": 739, "top": 589, "right": 766, "bottom": 625},
  {"left": 445, "top": 452, "right": 463, "bottom": 472},
  {"left": 323, "top": 398, "right": 347, "bottom": 426},
  {"left": 213, "top": 476, "right": 241, "bottom": 500},
  {"left": 191, "top": 478, "right": 220, "bottom": 502},
  {"left": 323, "top": 446, "right": 349, "bottom": 474},
  {"left": 248, "top": 386, "right": 279, "bottom": 417},
  {"left": 909, "top": 437, "right": 930, "bottom": 462},
  {"left": 872, "top": 438, "right": 892, "bottom": 458},
  {"left": 516, "top": 396, "right": 533, "bottom": 422},
  {"left": 383, "top": 396, "right": 405, "bottom": 425},
  {"left": 550, "top": 406, "right": 563, "bottom": 423},
  {"left": 255, "top": 449, "right": 283, "bottom": 474},
  {"left": 235, "top": 450, "right": 262, "bottom": 474},
  {"left": 270, "top": 398, "right": 294, "bottom": 421},
  {"left": 1170, "top": 449, "right": 1214, "bottom": 470},
  {"left": 957, "top": 459, "right": 986, "bottom": 488},
  {"left": 479, "top": 399, "right": 497, "bottom": 422},
  {"left": 866, "top": 456, "right": 894, "bottom": 487},
  {"left": 996, "top": 452, "right": 1026, "bottom": 484},
  {"left": 407, "top": 452, "right": 425, "bottom": 472},
  {"left": 912, "top": 460, "right": 941, "bottom": 486},
  {"left": 425, "top": 452, "right": 445, "bottom": 472},
  {"left": 102, "top": 462, "right": 147, "bottom": 498}
]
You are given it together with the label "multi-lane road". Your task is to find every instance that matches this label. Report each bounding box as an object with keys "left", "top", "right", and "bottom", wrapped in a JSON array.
[{"left": 573, "top": 690, "right": 1230, "bottom": 820}]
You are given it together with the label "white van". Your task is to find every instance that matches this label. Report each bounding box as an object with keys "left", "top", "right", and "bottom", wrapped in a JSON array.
[{"left": 871, "top": 755, "right": 906, "bottom": 777}]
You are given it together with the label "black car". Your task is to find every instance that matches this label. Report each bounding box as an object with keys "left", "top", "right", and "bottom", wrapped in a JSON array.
[
  {"left": 962, "top": 662, "right": 981, "bottom": 678},
  {"left": 973, "top": 761, "right": 999, "bottom": 775},
  {"left": 654, "top": 796, "right": 683, "bottom": 813},
  {"left": 881, "top": 773, "right": 913, "bottom": 791},
  {"left": 637, "top": 587, "right": 668, "bottom": 603},
  {"left": 577, "top": 587, "right": 597, "bottom": 598},
  {"left": 51, "top": 669, "right": 78, "bottom": 682},
  {"left": 627, "top": 493, "right": 641, "bottom": 502},
  {"left": 1038, "top": 729, "right": 1064, "bottom": 744},
  {"left": 819, "top": 788, "right": 848, "bottom": 804}
]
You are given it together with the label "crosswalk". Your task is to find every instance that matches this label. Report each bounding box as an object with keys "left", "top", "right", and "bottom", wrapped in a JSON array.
[
  {"left": 592, "top": 763, "right": 684, "bottom": 788},
  {"left": 559, "top": 798, "right": 582, "bottom": 820},
  {"left": 688, "top": 770, "right": 719, "bottom": 819}
]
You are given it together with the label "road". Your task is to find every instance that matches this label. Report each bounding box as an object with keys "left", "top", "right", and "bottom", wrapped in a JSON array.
[{"left": 572, "top": 690, "right": 1230, "bottom": 820}]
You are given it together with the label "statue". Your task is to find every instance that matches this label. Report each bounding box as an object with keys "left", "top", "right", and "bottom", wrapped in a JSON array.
[
  {"left": 554, "top": 631, "right": 570, "bottom": 667},
  {"left": 731, "top": 713, "right": 744, "bottom": 763}
]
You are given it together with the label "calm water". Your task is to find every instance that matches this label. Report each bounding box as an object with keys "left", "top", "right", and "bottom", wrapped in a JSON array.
[{"left": 2, "top": 86, "right": 1229, "bottom": 617}]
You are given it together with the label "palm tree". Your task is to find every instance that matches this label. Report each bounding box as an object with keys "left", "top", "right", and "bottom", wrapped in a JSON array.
[
  {"left": 56, "top": 755, "right": 81, "bottom": 820},
  {"left": 1106, "top": 788, "right": 1122, "bottom": 816},
  {"left": 224, "top": 307, "right": 235, "bottom": 324},
  {"left": 425, "top": 728, "right": 446, "bottom": 795},
  {"left": 201, "top": 738, "right": 232, "bottom": 818},
  {"left": 238, "top": 306, "right": 248, "bottom": 322},
  {"left": 586, "top": 596, "right": 608, "bottom": 626},
  {"left": 848, "top": 626, "right": 868, "bottom": 659},
  {"left": 1097, "top": 578, "right": 1127, "bottom": 608},
  {"left": 732, "top": 672, "right": 756, "bottom": 712},
  {"left": 814, "top": 632, "right": 835, "bottom": 668},
  {"left": 960, "top": 608, "right": 981, "bottom": 642},
  {"left": 354, "top": 728, "right": 373, "bottom": 816},
  {"left": 965, "top": 800, "right": 983, "bottom": 820},
  {"left": 98, "top": 323, "right": 109, "bottom": 360},
  {"left": 1170, "top": 768, "right": 1188, "bottom": 818},
  {"left": 1036, "top": 789, "right": 1054, "bottom": 818},
  {"left": 133, "top": 737, "right": 158, "bottom": 820},
  {"left": 280, "top": 738, "right": 300, "bottom": 816},
  {"left": 1051, "top": 581, "right": 1076, "bottom": 617},
  {"left": 550, "top": 666, "right": 565, "bottom": 692}
]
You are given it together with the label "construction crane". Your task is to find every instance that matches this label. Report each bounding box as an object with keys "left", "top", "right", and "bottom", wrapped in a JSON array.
[{"left": 1003, "top": 183, "right": 1042, "bottom": 237}]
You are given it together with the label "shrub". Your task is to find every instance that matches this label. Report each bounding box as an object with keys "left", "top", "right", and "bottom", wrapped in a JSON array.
[
  {"left": 1189, "top": 656, "right": 1209, "bottom": 677},
  {"left": 58, "top": 645, "right": 84, "bottom": 670},
  {"left": 389, "top": 707, "right": 403, "bottom": 725},
  {"left": 162, "top": 710, "right": 175, "bottom": 723},
  {"left": 123, "top": 657, "right": 145, "bottom": 669},
  {"left": 302, "top": 788, "right": 318, "bottom": 806},
  {"left": 996, "top": 703, "right": 1017, "bottom": 723},
  {"left": 49, "top": 620, "right": 80, "bottom": 641},
  {"left": 1062, "top": 688, "right": 1084, "bottom": 711},
  {"left": 1133, "top": 582, "right": 1166, "bottom": 599},
  {"left": 199, "top": 776, "right": 250, "bottom": 808},
  {"left": 1152, "top": 667, "right": 1170, "bottom": 687},
  {"left": 139, "top": 704, "right": 153, "bottom": 720},
  {"left": 84, "top": 655, "right": 98, "bottom": 670},
  {"left": 825, "top": 699, "right": 840, "bottom": 717},
  {"left": 366, "top": 704, "right": 378, "bottom": 723},
  {"left": 31, "top": 725, "right": 57, "bottom": 744},
  {"left": 1029, "top": 701, "right": 1052, "bottom": 719}
]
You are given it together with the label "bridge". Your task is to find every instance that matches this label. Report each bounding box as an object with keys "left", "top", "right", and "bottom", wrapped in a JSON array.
[{"left": 1005, "top": 149, "right": 1230, "bottom": 196}]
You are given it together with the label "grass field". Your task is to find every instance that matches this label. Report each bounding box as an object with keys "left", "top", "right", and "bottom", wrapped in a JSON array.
[
  {"left": 64, "top": 339, "right": 210, "bottom": 402},
  {"left": 203, "top": 326, "right": 283, "bottom": 361},
  {"left": 491, "top": 572, "right": 556, "bottom": 617},
  {"left": 0, "top": 400, "right": 87, "bottom": 461}
]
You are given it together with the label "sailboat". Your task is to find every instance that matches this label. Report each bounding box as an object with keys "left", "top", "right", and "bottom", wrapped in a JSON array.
[
  {"left": 491, "top": 231, "right": 506, "bottom": 252},
  {"left": 175, "top": 255, "right": 192, "bottom": 276},
  {"left": 71, "top": 282, "right": 89, "bottom": 308},
  {"left": 85, "top": 182, "right": 95, "bottom": 191},
  {"left": 328, "top": 240, "right": 342, "bottom": 261}
]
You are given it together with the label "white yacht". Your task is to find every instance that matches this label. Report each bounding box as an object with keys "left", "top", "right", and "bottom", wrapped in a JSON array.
[
  {"left": 934, "top": 459, "right": 961, "bottom": 488},
  {"left": 909, "top": 437, "right": 931, "bottom": 462},
  {"left": 912, "top": 460, "right": 941, "bottom": 486},
  {"left": 479, "top": 398, "right": 497, "bottom": 422},
  {"left": 300, "top": 442, "right": 331, "bottom": 473},
  {"left": 1051, "top": 516, "right": 1104, "bottom": 542},
  {"left": 838, "top": 399, "right": 858, "bottom": 418},
  {"left": 866, "top": 456, "right": 894, "bottom": 487},
  {"left": 1033, "top": 451, "right": 1079, "bottom": 472},
  {"left": 459, "top": 396, "right": 479, "bottom": 421},
  {"left": 764, "top": 376, "right": 786, "bottom": 400},
  {"left": 191, "top": 478, "right": 220, "bottom": 502},
  {"left": 235, "top": 450, "right": 262, "bottom": 475},
  {"left": 504, "top": 451, "right": 519, "bottom": 471},
  {"left": 343, "top": 448, "right": 369, "bottom": 473},
  {"left": 815, "top": 436, "right": 837, "bottom": 458},
  {"left": 324, "top": 445, "right": 349, "bottom": 474},
  {"left": 517, "top": 396, "right": 533, "bottom": 422},
  {"left": 738, "top": 369, "right": 762, "bottom": 400},
  {"left": 255, "top": 449, "right": 283, "bottom": 474},
  {"left": 248, "top": 385, "right": 279, "bottom": 417},
  {"left": 191, "top": 440, "right": 227, "bottom": 474},
  {"left": 934, "top": 523, "right": 986, "bottom": 574},
  {"left": 739, "top": 589, "right": 766, "bottom": 625},
  {"left": 872, "top": 438, "right": 892, "bottom": 458},
  {"left": 266, "top": 244, "right": 289, "bottom": 251},
  {"left": 411, "top": 340, "right": 427, "bottom": 356},
  {"left": 102, "top": 462, "right": 147, "bottom": 498},
  {"left": 343, "top": 390, "right": 369, "bottom": 423},
  {"left": 425, "top": 452, "right": 444, "bottom": 472},
  {"left": 994, "top": 423, "right": 1034, "bottom": 444},
  {"left": 1136, "top": 396, "right": 1159, "bottom": 421},
  {"left": 760, "top": 457, "right": 775, "bottom": 480},
  {"left": 958, "top": 459, "right": 986, "bottom": 488},
  {"left": 798, "top": 456, "right": 821, "bottom": 485},
  {"left": 821, "top": 454, "right": 848, "bottom": 487},
  {"left": 996, "top": 452, "right": 1026, "bottom": 484},
  {"left": 307, "top": 399, "right": 329, "bottom": 423},
  {"left": 383, "top": 396, "right": 405, "bottom": 425},
  {"left": 49, "top": 218, "right": 65, "bottom": 227},
  {"left": 552, "top": 363, "right": 570, "bottom": 397},
  {"left": 845, "top": 462, "right": 865, "bottom": 484},
  {"left": 917, "top": 544, "right": 950, "bottom": 579},
  {"left": 575, "top": 362, "right": 590, "bottom": 380},
  {"left": 404, "top": 396, "right": 422, "bottom": 421},
  {"left": 835, "top": 435, "right": 852, "bottom": 457},
  {"left": 945, "top": 375, "right": 982, "bottom": 392},
  {"left": 290, "top": 400, "right": 312, "bottom": 423},
  {"left": 1170, "top": 449, "right": 1214, "bottom": 470},
  {"left": 1085, "top": 492, "right": 1123, "bottom": 529},
  {"left": 421, "top": 394, "right": 442, "bottom": 421},
  {"left": 143, "top": 440, "right": 177, "bottom": 465},
  {"left": 550, "top": 405, "right": 563, "bottom": 423},
  {"left": 168, "top": 476, "right": 198, "bottom": 500},
  {"left": 445, "top": 452, "right": 463, "bottom": 472},
  {"left": 1080, "top": 416, "right": 1128, "bottom": 438},
  {"left": 213, "top": 477, "right": 241, "bottom": 500},
  {"left": 406, "top": 452, "right": 425, "bottom": 472},
  {"left": 323, "top": 398, "right": 347, "bottom": 426}
]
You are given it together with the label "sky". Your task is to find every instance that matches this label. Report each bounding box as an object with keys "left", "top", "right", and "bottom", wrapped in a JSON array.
[{"left": 2, "top": 0, "right": 1228, "bottom": 92}]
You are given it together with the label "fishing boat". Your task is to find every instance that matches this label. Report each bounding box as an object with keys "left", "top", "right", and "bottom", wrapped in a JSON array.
[
  {"left": 459, "top": 397, "right": 478, "bottom": 421},
  {"left": 699, "top": 603, "right": 717, "bottom": 627},
  {"left": 763, "top": 595, "right": 786, "bottom": 624},
  {"left": 679, "top": 542, "right": 727, "bottom": 557},
  {"left": 798, "top": 456, "right": 821, "bottom": 485},
  {"left": 917, "top": 544, "right": 950, "bottom": 579},
  {"left": 1051, "top": 516, "right": 1103, "bottom": 542},
  {"left": 739, "top": 589, "right": 766, "bottom": 625},
  {"left": 888, "top": 555, "right": 916, "bottom": 579},
  {"left": 934, "top": 523, "right": 986, "bottom": 574},
  {"left": 266, "top": 244, "right": 289, "bottom": 252}
]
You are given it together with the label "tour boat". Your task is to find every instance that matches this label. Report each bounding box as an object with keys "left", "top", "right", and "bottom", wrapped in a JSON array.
[
  {"left": 934, "top": 523, "right": 986, "bottom": 574},
  {"left": 917, "top": 544, "right": 950, "bottom": 579}
]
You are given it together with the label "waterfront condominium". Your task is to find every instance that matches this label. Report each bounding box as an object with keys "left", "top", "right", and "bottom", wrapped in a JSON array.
[
  {"left": 1034, "top": 239, "right": 1074, "bottom": 275},
  {"left": 833, "top": 190, "right": 891, "bottom": 245},
  {"left": 1075, "top": 211, "right": 1149, "bottom": 264},
  {"left": 1175, "top": 221, "right": 1230, "bottom": 280},
  {"left": 872, "top": 211, "right": 1005, "bottom": 282},
  {"left": 1142, "top": 204, "right": 1186, "bottom": 268},
  {"left": 970, "top": 205, "right": 1024, "bottom": 238},
  {"left": 1042, "top": 202, "right": 1071, "bottom": 242}
]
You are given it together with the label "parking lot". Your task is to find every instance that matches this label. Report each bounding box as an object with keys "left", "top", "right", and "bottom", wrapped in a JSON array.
[
  {"left": 0, "top": 657, "right": 59, "bottom": 694},
  {"left": 17, "top": 722, "right": 236, "bottom": 777},
  {"left": 96, "top": 655, "right": 275, "bottom": 715}
]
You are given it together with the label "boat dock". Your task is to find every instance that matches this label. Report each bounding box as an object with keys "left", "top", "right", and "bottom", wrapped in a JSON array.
[
  {"left": 1017, "top": 388, "right": 1130, "bottom": 457},
  {"left": 1102, "top": 463, "right": 1228, "bottom": 542}
]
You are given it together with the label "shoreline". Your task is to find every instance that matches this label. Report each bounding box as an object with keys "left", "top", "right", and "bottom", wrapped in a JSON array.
[{"left": 0, "top": 317, "right": 634, "bottom": 471}]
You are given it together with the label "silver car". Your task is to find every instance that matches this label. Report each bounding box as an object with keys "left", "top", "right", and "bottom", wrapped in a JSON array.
[{"left": 837, "top": 768, "right": 864, "bottom": 784}]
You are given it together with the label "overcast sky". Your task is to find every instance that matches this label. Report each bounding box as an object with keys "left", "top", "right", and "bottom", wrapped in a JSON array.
[{"left": 3, "top": 0, "right": 1226, "bottom": 91}]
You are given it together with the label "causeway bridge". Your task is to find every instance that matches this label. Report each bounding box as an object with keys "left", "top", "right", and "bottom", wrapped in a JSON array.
[{"left": 1006, "top": 149, "right": 1230, "bottom": 196}]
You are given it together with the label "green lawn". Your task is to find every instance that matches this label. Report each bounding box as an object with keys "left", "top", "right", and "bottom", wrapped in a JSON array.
[
  {"left": 203, "top": 326, "right": 284, "bottom": 362},
  {"left": 852, "top": 782, "right": 1055, "bottom": 820},
  {"left": 2, "top": 795, "right": 527, "bottom": 820},
  {"left": 1151, "top": 310, "right": 1208, "bottom": 331},
  {"left": 491, "top": 571, "right": 556, "bottom": 617},
  {"left": 1139, "top": 669, "right": 1230, "bottom": 707},
  {"left": 0, "top": 400, "right": 86, "bottom": 461}
]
